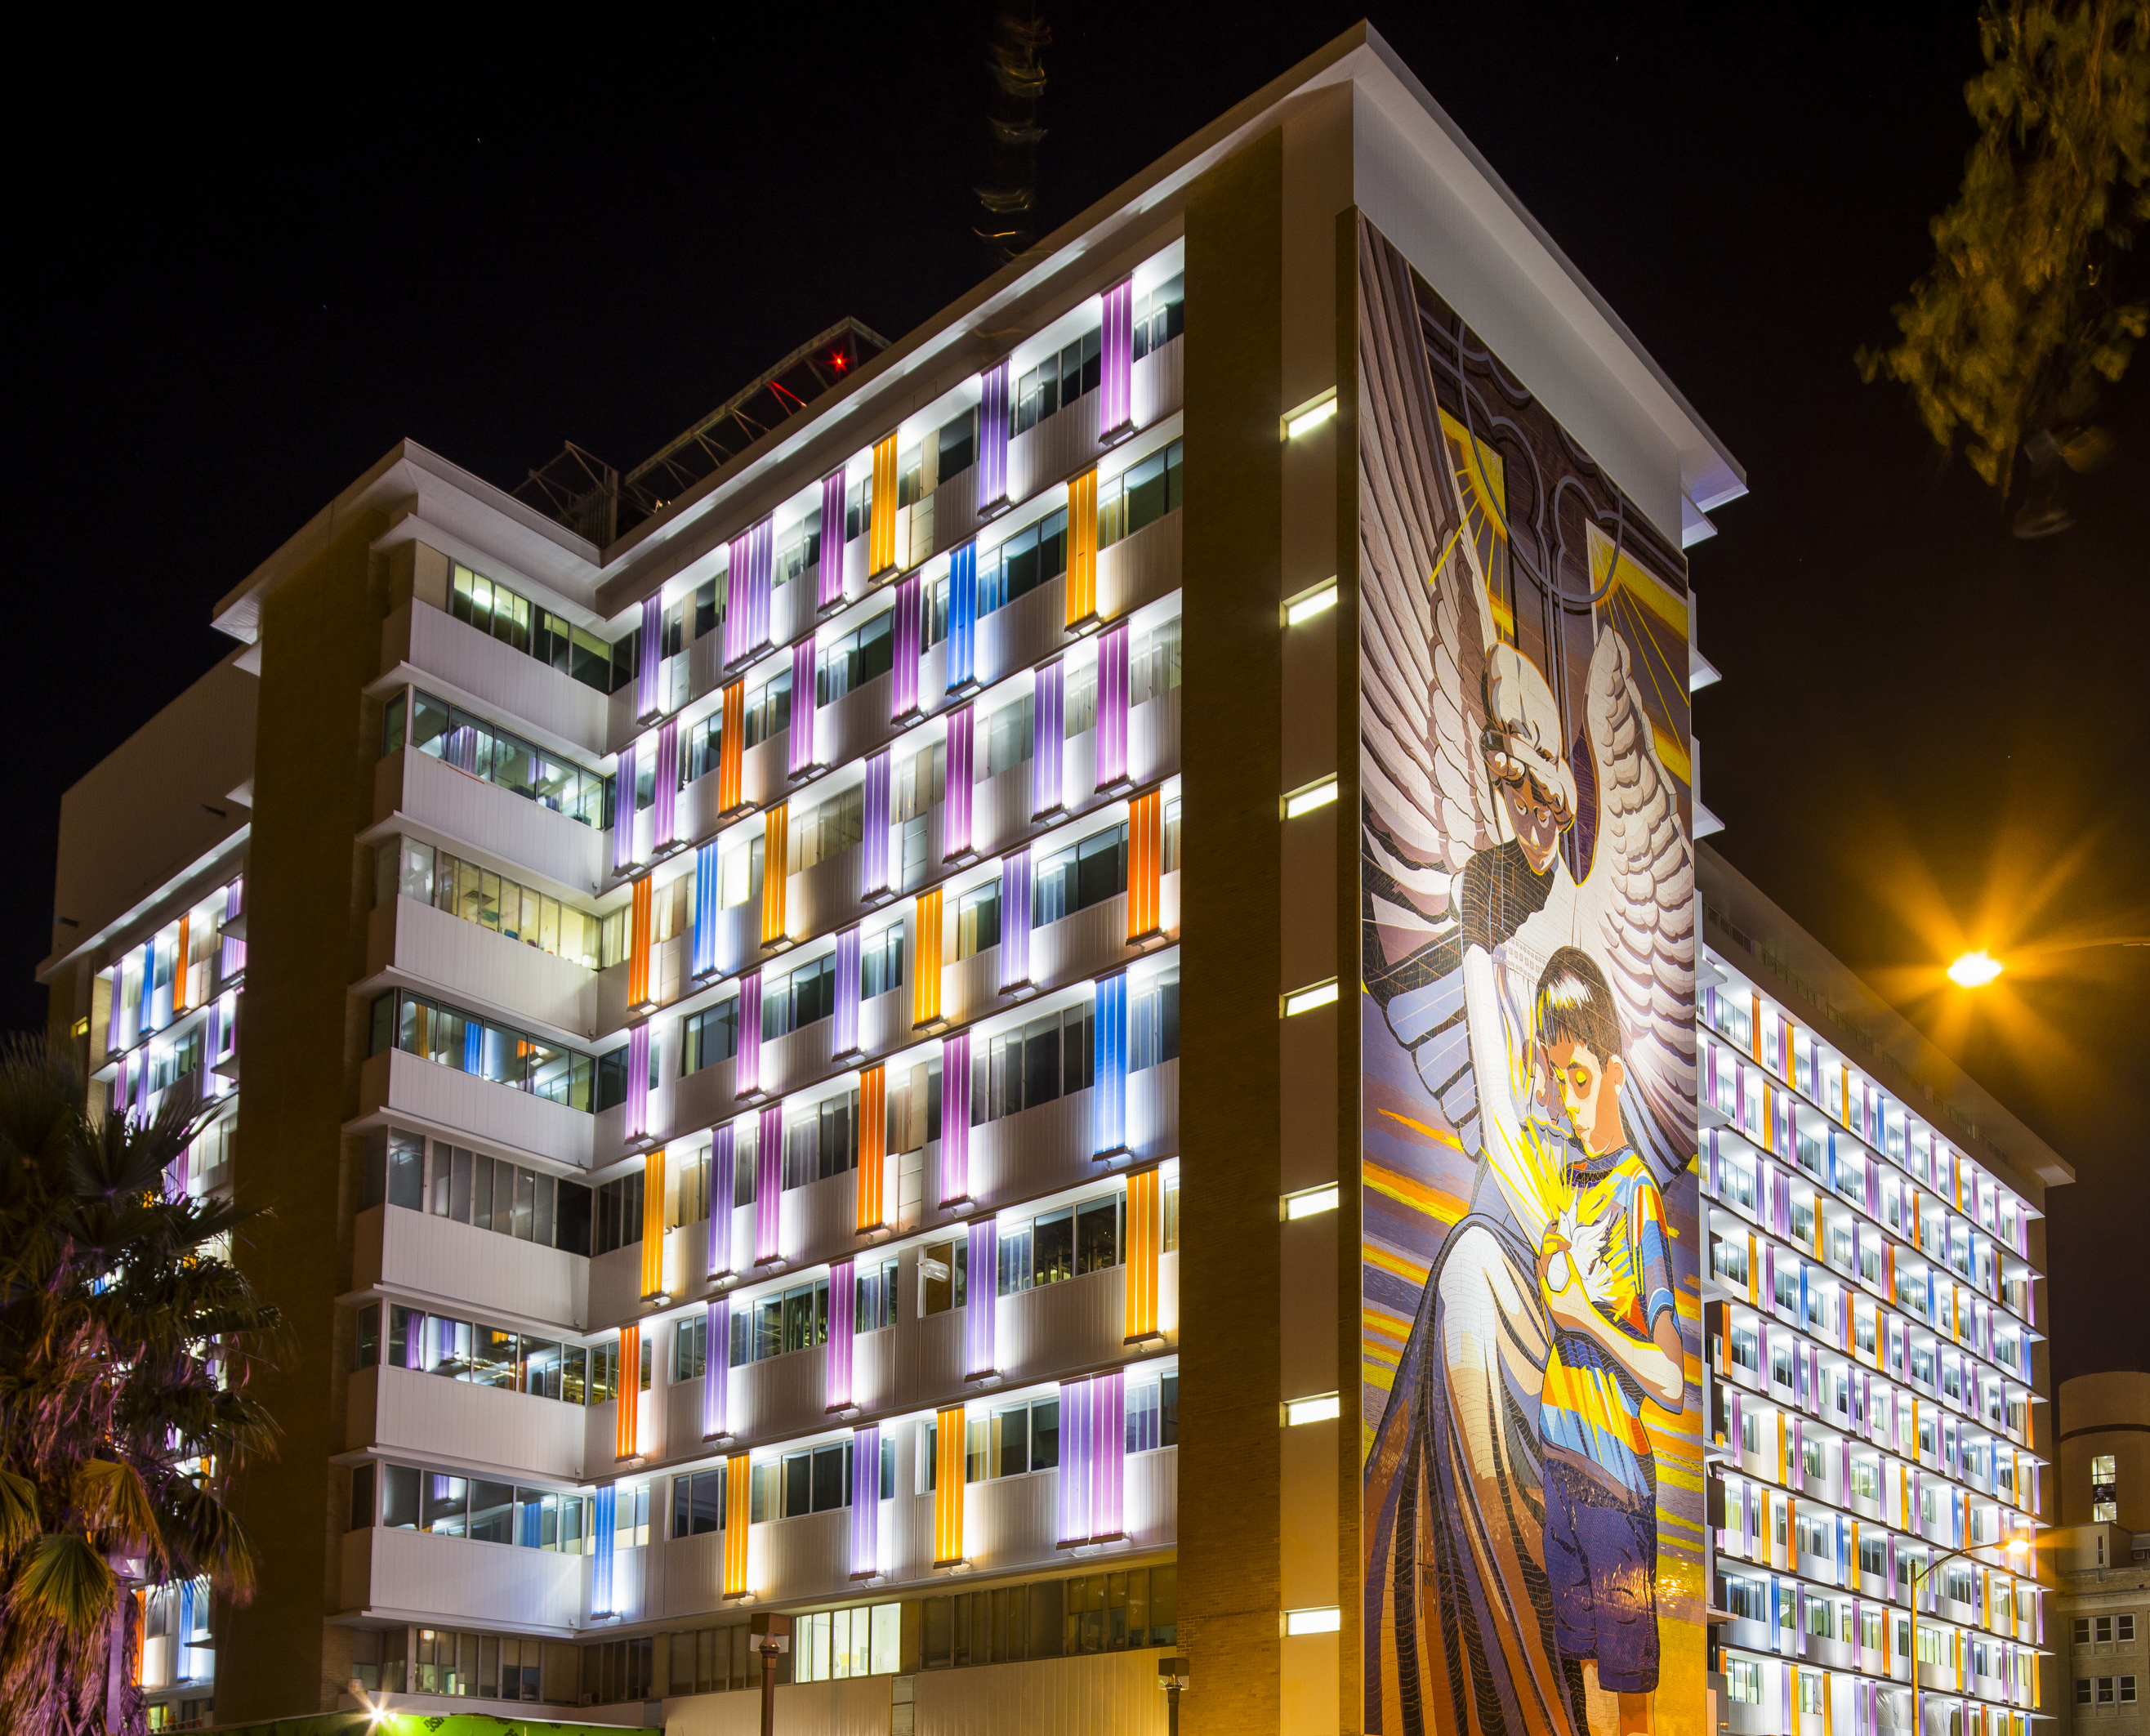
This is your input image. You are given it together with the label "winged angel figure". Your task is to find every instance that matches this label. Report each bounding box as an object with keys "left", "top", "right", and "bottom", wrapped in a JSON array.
[{"left": 1358, "top": 222, "right": 1697, "bottom": 1736}]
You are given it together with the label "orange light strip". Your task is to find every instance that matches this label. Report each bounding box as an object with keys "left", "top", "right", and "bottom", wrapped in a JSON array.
[
  {"left": 172, "top": 917, "right": 191, "bottom": 1013},
  {"left": 640, "top": 1149, "right": 667, "bottom": 1299},
  {"left": 1127, "top": 788, "right": 1162, "bottom": 942},
  {"left": 1124, "top": 1166, "right": 1160, "bottom": 1341},
  {"left": 933, "top": 1404, "right": 966, "bottom": 1565},
  {"left": 616, "top": 1324, "right": 640, "bottom": 1459},
  {"left": 723, "top": 1453, "right": 751, "bottom": 1595},
  {"left": 627, "top": 874, "right": 653, "bottom": 1007},
  {"left": 1066, "top": 467, "right": 1099, "bottom": 627},
  {"left": 761, "top": 802, "right": 789, "bottom": 945},
  {"left": 912, "top": 888, "right": 943, "bottom": 1026},
  {"left": 718, "top": 680, "right": 745, "bottom": 813},
  {"left": 868, "top": 434, "right": 899, "bottom": 576},
  {"left": 855, "top": 1064, "right": 887, "bottom": 1234}
]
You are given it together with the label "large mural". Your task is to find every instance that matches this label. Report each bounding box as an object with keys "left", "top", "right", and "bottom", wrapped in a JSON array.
[{"left": 1357, "top": 215, "right": 1703, "bottom": 1736}]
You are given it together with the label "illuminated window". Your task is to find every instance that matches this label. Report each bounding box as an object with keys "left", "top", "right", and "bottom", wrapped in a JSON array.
[
  {"left": 1287, "top": 1395, "right": 1340, "bottom": 1426},
  {"left": 1285, "top": 1607, "right": 1340, "bottom": 1636}
]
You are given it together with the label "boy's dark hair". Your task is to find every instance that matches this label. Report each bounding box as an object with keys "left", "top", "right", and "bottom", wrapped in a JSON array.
[{"left": 1534, "top": 946, "right": 1625, "bottom": 1064}]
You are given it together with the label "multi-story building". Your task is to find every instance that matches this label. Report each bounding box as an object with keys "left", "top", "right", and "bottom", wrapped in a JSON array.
[
  {"left": 2053, "top": 1372, "right": 2150, "bottom": 1732},
  {"left": 1697, "top": 850, "right": 2070, "bottom": 1736},
  {"left": 71, "top": 20, "right": 2103, "bottom": 1736}
]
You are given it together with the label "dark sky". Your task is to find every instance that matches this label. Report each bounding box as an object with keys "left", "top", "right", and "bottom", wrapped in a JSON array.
[{"left": 15, "top": 7, "right": 2143, "bottom": 1403}]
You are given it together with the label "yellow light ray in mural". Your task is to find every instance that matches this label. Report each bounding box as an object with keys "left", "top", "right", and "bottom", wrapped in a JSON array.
[
  {"left": 1652, "top": 722, "right": 1692, "bottom": 785},
  {"left": 1363, "top": 1245, "right": 1433, "bottom": 1287},
  {"left": 1364, "top": 1161, "right": 1470, "bottom": 1223},
  {"left": 1361, "top": 1308, "right": 1411, "bottom": 1346},
  {"left": 1588, "top": 522, "right": 1688, "bottom": 636},
  {"left": 1373, "top": 1107, "right": 1468, "bottom": 1155}
]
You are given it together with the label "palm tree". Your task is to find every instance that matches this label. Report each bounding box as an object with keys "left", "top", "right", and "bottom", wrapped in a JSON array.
[{"left": 0, "top": 1037, "right": 281, "bottom": 1736}]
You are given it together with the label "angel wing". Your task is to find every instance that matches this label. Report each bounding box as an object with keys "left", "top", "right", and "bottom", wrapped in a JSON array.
[{"left": 1574, "top": 623, "right": 1698, "bottom": 1190}]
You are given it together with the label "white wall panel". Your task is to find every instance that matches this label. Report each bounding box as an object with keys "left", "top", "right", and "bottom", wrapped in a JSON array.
[
  {"left": 1129, "top": 333, "right": 1184, "bottom": 431},
  {"left": 396, "top": 599, "right": 612, "bottom": 757},
  {"left": 395, "top": 746, "right": 606, "bottom": 895},
  {"left": 388, "top": 895, "right": 595, "bottom": 1037},
  {"left": 357, "top": 1363, "right": 587, "bottom": 1482},
  {"left": 358, "top": 1203, "right": 588, "bottom": 1332},
  {"left": 344, "top": 1520, "right": 584, "bottom": 1631},
  {"left": 666, "top": 1675, "right": 890, "bottom": 1736},
  {"left": 912, "top": 1645, "right": 1171, "bottom": 1736},
  {"left": 366, "top": 1047, "right": 595, "bottom": 1171}
]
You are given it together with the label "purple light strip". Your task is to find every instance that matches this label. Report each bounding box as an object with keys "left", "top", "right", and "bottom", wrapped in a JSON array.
[
  {"left": 1091, "top": 1368, "right": 1125, "bottom": 1538},
  {"left": 861, "top": 750, "right": 891, "bottom": 898},
  {"left": 707, "top": 1124, "right": 735, "bottom": 1278},
  {"left": 636, "top": 596, "right": 662, "bottom": 720},
  {"left": 1057, "top": 1376, "right": 1092, "bottom": 1545},
  {"left": 849, "top": 1421, "right": 881, "bottom": 1577},
  {"left": 754, "top": 1105, "right": 783, "bottom": 1262},
  {"left": 890, "top": 574, "right": 921, "bottom": 721},
  {"left": 832, "top": 925, "right": 861, "bottom": 1056},
  {"left": 827, "top": 1256, "right": 854, "bottom": 1409},
  {"left": 612, "top": 743, "right": 637, "bottom": 876},
  {"left": 1094, "top": 621, "right": 1129, "bottom": 791},
  {"left": 737, "top": 973, "right": 763, "bottom": 1096},
  {"left": 943, "top": 705, "right": 973, "bottom": 859},
  {"left": 724, "top": 532, "right": 751, "bottom": 666},
  {"left": 789, "top": 636, "right": 819, "bottom": 776},
  {"left": 1031, "top": 660, "right": 1064, "bottom": 818},
  {"left": 703, "top": 1293, "right": 729, "bottom": 1437},
  {"left": 965, "top": 1217, "right": 997, "bottom": 1378},
  {"left": 976, "top": 363, "right": 1010, "bottom": 508},
  {"left": 999, "top": 850, "right": 1031, "bottom": 993},
  {"left": 652, "top": 719, "right": 679, "bottom": 847},
  {"left": 624, "top": 1023, "right": 650, "bottom": 1141},
  {"left": 819, "top": 470, "right": 848, "bottom": 610},
  {"left": 939, "top": 1031, "right": 970, "bottom": 1204},
  {"left": 747, "top": 518, "right": 774, "bottom": 654},
  {"left": 1099, "top": 279, "right": 1135, "bottom": 437}
]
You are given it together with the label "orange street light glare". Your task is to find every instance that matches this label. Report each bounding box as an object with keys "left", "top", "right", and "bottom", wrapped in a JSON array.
[{"left": 1948, "top": 950, "right": 2005, "bottom": 988}]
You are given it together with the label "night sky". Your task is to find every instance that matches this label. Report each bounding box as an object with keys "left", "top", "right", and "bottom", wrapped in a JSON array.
[{"left": 16, "top": 7, "right": 2143, "bottom": 1404}]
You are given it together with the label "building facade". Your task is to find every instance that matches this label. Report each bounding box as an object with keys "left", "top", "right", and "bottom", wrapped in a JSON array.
[
  {"left": 41, "top": 21, "right": 2063, "bottom": 1736},
  {"left": 2053, "top": 1372, "right": 2150, "bottom": 1733}
]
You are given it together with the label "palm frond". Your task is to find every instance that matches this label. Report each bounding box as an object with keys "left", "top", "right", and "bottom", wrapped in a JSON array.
[
  {"left": 0, "top": 1470, "right": 38, "bottom": 1555},
  {"left": 13, "top": 1533, "right": 118, "bottom": 1638}
]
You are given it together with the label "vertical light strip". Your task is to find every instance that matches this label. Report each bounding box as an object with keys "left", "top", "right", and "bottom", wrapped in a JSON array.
[
  {"left": 736, "top": 973, "right": 763, "bottom": 1098},
  {"left": 868, "top": 434, "right": 899, "bottom": 577},
  {"left": 1091, "top": 1368, "right": 1126, "bottom": 1540},
  {"left": 975, "top": 363, "right": 1009, "bottom": 510},
  {"left": 172, "top": 915, "right": 190, "bottom": 1014},
  {"left": 1093, "top": 971, "right": 1127, "bottom": 1158},
  {"left": 707, "top": 1123, "right": 736, "bottom": 1279},
  {"left": 106, "top": 960, "right": 127, "bottom": 1055},
  {"left": 818, "top": 469, "right": 848, "bottom": 612},
  {"left": 692, "top": 839, "right": 723, "bottom": 979},
  {"left": 1065, "top": 470, "right": 1100, "bottom": 630},
  {"left": 1099, "top": 277, "right": 1135, "bottom": 438},
  {"left": 1124, "top": 1167, "right": 1160, "bottom": 1341},
  {"left": 703, "top": 1293, "right": 729, "bottom": 1439},
  {"left": 725, "top": 530, "right": 752, "bottom": 666},
  {"left": 1056, "top": 1377, "right": 1093, "bottom": 1546},
  {"left": 832, "top": 925, "right": 862, "bottom": 1059},
  {"left": 827, "top": 1256, "right": 855, "bottom": 1411},
  {"left": 747, "top": 518, "right": 774, "bottom": 654},
  {"left": 640, "top": 1149, "right": 667, "bottom": 1299},
  {"left": 717, "top": 680, "right": 746, "bottom": 814},
  {"left": 627, "top": 874, "right": 653, "bottom": 1008},
  {"left": 221, "top": 877, "right": 245, "bottom": 984},
  {"left": 1127, "top": 788, "right": 1163, "bottom": 942},
  {"left": 861, "top": 749, "right": 891, "bottom": 899},
  {"left": 761, "top": 803, "right": 789, "bottom": 945},
  {"left": 624, "top": 1023, "right": 651, "bottom": 1143},
  {"left": 1031, "top": 660, "right": 1064, "bottom": 818},
  {"left": 591, "top": 1485, "right": 617, "bottom": 1613},
  {"left": 940, "top": 1031, "right": 970, "bottom": 1206},
  {"left": 612, "top": 743, "right": 638, "bottom": 876},
  {"left": 722, "top": 1455, "right": 751, "bottom": 1596},
  {"left": 890, "top": 573, "right": 923, "bottom": 721},
  {"left": 945, "top": 541, "right": 979, "bottom": 694},
  {"left": 943, "top": 705, "right": 974, "bottom": 860},
  {"left": 1094, "top": 621, "right": 1131, "bottom": 792},
  {"left": 789, "top": 636, "right": 819, "bottom": 777},
  {"left": 615, "top": 1325, "right": 640, "bottom": 1459},
  {"left": 653, "top": 719, "right": 680, "bottom": 847},
  {"left": 999, "top": 850, "right": 1033, "bottom": 993},
  {"left": 912, "top": 888, "right": 943, "bottom": 1027},
  {"left": 855, "top": 1063, "right": 887, "bottom": 1233},
  {"left": 966, "top": 1216, "right": 997, "bottom": 1380},
  {"left": 849, "top": 1421, "right": 881, "bottom": 1579},
  {"left": 753, "top": 1105, "right": 783, "bottom": 1264},
  {"left": 636, "top": 596, "right": 662, "bottom": 720},
  {"left": 933, "top": 1404, "right": 966, "bottom": 1566}
]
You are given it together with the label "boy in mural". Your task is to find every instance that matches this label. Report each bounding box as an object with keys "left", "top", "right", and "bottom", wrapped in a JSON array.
[{"left": 1529, "top": 947, "right": 1687, "bottom": 1734}]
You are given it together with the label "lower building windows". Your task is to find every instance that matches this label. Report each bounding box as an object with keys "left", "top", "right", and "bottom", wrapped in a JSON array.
[
  {"left": 917, "top": 1564, "right": 1177, "bottom": 1667},
  {"left": 729, "top": 1277, "right": 831, "bottom": 1366},
  {"left": 996, "top": 1191, "right": 1123, "bottom": 1295},
  {"left": 1725, "top": 1658, "right": 1761, "bottom": 1704},
  {"left": 2079, "top": 1677, "right": 2140, "bottom": 1706},
  {"left": 410, "top": 1626, "right": 549, "bottom": 1701},
  {"left": 792, "top": 1603, "right": 902, "bottom": 1682},
  {"left": 584, "top": 1636, "right": 656, "bottom": 1706},
  {"left": 368, "top": 988, "right": 595, "bottom": 1109}
]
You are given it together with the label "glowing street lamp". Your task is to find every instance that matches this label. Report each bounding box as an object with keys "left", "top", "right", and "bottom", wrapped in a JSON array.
[{"left": 1947, "top": 951, "right": 2005, "bottom": 988}]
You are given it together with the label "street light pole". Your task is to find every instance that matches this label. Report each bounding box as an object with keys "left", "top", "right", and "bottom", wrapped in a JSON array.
[
  {"left": 1904, "top": 1536, "right": 2032, "bottom": 1736},
  {"left": 1158, "top": 1655, "right": 1189, "bottom": 1735}
]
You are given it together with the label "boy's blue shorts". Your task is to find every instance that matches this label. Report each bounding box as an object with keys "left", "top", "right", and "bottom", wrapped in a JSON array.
[{"left": 1544, "top": 1466, "right": 1660, "bottom": 1694}]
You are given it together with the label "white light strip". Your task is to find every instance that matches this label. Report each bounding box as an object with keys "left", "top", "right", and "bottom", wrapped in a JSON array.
[
  {"left": 1285, "top": 582, "right": 1338, "bottom": 626},
  {"left": 1282, "top": 980, "right": 1338, "bottom": 1018},
  {"left": 1285, "top": 1606, "right": 1342, "bottom": 1635},
  {"left": 1284, "top": 1185, "right": 1339, "bottom": 1221},
  {"left": 1286, "top": 1394, "right": 1340, "bottom": 1426},
  {"left": 1282, "top": 394, "right": 1338, "bottom": 440},
  {"left": 1283, "top": 777, "right": 1338, "bottom": 819}
]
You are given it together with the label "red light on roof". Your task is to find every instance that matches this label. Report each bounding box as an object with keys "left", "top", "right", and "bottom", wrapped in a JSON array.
[{"left": 831, "top": 350, "right": 847, "bottom": 370}]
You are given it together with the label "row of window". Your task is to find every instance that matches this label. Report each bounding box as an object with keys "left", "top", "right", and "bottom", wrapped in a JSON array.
[
  {"left": 2079, "top": 1614, "right": 2140, "bottom": 1646},
  {"left": 448, "top": 562, "right": 636, "bottom": 696},
  {"left": 367, "top": 988, "right": 595, "bottom": 1109},
  {"left": 356, "top": 1302, "right": 640, "bottom": 1404},
  {"left": 2080, "top": 1677, "right": 2140, "bottom": 1706},
  {"left": 360, "top": 1130, "right": 594, "bottom": 1253},
  {"left": 389, "top": 689, "right": 612, "bottom": 829},
  {"left": 378, "top": 834, "right": 604, "bottom": 970}
]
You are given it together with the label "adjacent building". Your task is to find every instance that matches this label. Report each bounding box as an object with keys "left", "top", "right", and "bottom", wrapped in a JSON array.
[
  {"left": 2053, "top": 1372, "right": 2150, "bottom": 1732},
  {"left": 42, "top": 20, "right": 2076, "bottom": 1736}
]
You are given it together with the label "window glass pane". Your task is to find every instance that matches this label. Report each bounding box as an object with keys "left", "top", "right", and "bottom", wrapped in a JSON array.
[{"left": 422, "top": 1471, "right": 469, "bottom": 1536}]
